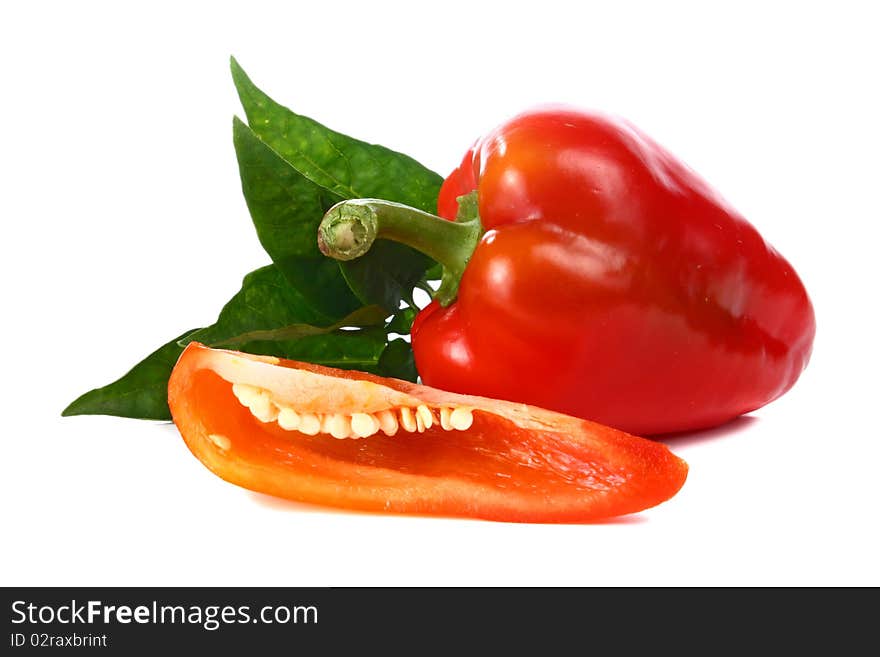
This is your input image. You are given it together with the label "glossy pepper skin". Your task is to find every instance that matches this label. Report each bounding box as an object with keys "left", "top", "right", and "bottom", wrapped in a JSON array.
[{"left": 411, "top": 108, "right": 815, "bottom": 435}]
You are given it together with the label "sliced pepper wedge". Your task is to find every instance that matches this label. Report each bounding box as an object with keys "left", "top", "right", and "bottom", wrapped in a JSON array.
[{"left": 168, "top": 343, "right": 688, "bottom": 522}]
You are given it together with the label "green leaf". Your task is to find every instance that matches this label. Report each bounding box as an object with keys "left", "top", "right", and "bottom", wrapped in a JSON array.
[
  {"left": 184, "top": 269, "right": 389, "bottom": 347},
  {"left": 231, "top": 56, "right": 443, "bottom": 213},
  {"left": 232, "top": 333, "right": 417, "bottom": 382},
  {"left": 231, "top": 58, "right": 439, "bottom": 313},
  {"left": 62, "top": 329, "right": 197, "bottom": 420},
  {"left": 220, "top": 306, "right": 388, "bottom": 346},
  {"left": 65, "top": 61, "right": 446, "bottom": 421},
  {"left": 181, "top": 265, "right": 341, "bottom": 348},
  {"left": 377, "top": 338, "right": 418, "bottom": 382},
  {"left": 233, "top": 117, "right": 359, "bottom": 319},
  {"left": 234, "top": 117, "right": 429, "bottom": 314},
  {"left": 65, "top": 265, "right": 408, "bottom": 420},
  {"left": 387, "top": 307, "right": 418, "bottom": 334},
  {"left": 182, "top": 265, "right": 404, "bottom": 376},
  {"left": 339, "top": 239, "right": 426, "bottom": 311},
  {"left": 236, "top": 329, "right": 391, "bottom": 373},
  {"left": 66, "top": 264, "right": 403, "bottom": 420}
]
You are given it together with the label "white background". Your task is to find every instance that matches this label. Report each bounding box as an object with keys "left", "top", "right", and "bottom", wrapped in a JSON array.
[{"left": 2, "top": 1, "right": 878, "bottom": 586}]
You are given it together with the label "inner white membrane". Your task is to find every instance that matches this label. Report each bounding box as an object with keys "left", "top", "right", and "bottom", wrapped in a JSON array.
[{"left": 230, "top": 383, "right": 474, "bottom": 440}]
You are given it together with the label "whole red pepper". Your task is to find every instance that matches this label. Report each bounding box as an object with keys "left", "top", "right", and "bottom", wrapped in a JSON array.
[{"left": 318, "top": 108, "right": 815, "bottom": 435}]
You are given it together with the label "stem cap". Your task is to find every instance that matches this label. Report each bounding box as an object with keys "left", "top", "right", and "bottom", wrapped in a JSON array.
[{"left": 318, "top": 200, "right": 379, "bottom": 261}]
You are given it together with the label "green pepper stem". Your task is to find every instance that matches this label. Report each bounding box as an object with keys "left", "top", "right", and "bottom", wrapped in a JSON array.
[{"left": 318, "top": 198, "right": 482, "bottom": 306}]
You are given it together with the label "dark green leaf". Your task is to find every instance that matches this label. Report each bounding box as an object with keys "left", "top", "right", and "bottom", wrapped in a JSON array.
[
  {"left": 65, "top": 264, "right": 399, "bottom": 420},
  {"left": 231, "top": 58, "right": 438, "bottom": 313},
  {"left": 387, "top": 307, "right": 418, "bottom": 334},
  {"left": 233, "top": 117, "right": 359, "bottom": 319},
  {"left": 65, "top": 60, "right": 448, "bottom": 421},
  {"left": 335, "top": 305, "right": 390, "bottom": 328},
  {"left": 180, "top": 264, "right": 404, "bottom": 376},
  {"left": 339, "top": 239, "right": 426, "bottom": 311},
  {"left": 182, "top": 265, "right": 397, "bottom": 374},
  {"left": 231, "top": 56, "right": 444, "bottom": 213},
  {"left": 62, "top": 329, "right": 198, "bottom": 420},
  {"left": 377, "top": 339, "right": 418, "bottom": 382},
  {"left": 181, "top": 265, "right": 339, "bottom": 348},
  {"left": 182, "top": 266, "right": 388, "bottom": 348},
  {"left": 236, "top": 329, "right": 390, "bottom": 373},
  {"left": 234, "top": 117, "right": 429, "bottom": 314},
  {"left": 224, "top": 305, "right": 387, "bottom": 345}
]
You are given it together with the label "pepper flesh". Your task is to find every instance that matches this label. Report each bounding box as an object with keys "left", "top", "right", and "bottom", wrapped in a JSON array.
[
  {"left": 416, "top": 108, "right": 816, "bottom": 435},
  {"left": 168, "top": 343, "right": 688, "bottom": 523}
]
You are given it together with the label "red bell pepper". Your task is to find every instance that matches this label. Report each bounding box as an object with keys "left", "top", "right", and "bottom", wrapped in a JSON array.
[
  {"left": 318, "top": 108, "right": 815, "bottom": 435},
  {"left": 168, "top": 343, "right": 688, "bottom": 522}
]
